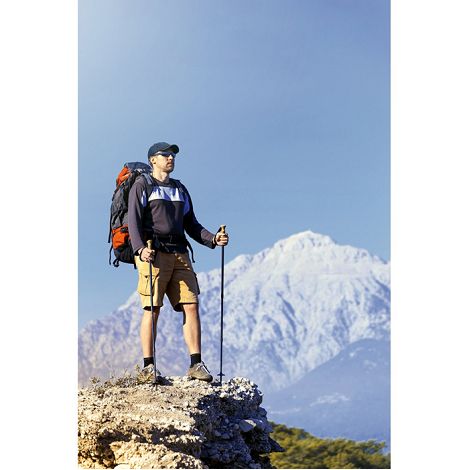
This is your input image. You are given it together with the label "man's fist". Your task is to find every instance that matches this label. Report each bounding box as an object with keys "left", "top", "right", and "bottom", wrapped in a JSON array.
[
  {"left": 214, "top": 231, "right": 229, "bottom": 246},
  {"left": 139, "top": 247, "right": 155, "bottom": 262}
]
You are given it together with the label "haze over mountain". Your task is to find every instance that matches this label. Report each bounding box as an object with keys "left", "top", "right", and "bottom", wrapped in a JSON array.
[
  {"left": 79, "top": 230, "right": 390, "bottom": 443},
  {"left": 80, "top": 230, "right": 389, "bottom": 385},
  {"left": 264, "top": 338, "right": 390, "bottom": 446}
]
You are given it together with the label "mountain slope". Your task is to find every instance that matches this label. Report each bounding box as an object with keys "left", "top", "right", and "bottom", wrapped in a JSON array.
[
  {"left": 264, "top": 338, "right": 390, "bottom": 446},
  {"left": 79, "top": 231, "right": 390, "bottom": 393}
]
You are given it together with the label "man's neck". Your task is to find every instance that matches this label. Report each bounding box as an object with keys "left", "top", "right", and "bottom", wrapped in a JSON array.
[{"left": 151, "top": 169, "right": 170, "bottom": 184}]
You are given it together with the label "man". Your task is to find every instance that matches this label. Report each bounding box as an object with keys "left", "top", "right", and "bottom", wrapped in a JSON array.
[{"left": 128, "top": 142, "right": 229, "bottom": 382}]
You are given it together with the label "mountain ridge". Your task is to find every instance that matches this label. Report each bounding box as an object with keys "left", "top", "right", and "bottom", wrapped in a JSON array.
[
  {"left": 79, "top": 230, "right": 390, "bottom": 394},
  {"left": 198, "top": 230, "right": 388, "bottom": 282}
]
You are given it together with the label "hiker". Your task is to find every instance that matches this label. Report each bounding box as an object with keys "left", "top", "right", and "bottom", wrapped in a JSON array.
[{"left": 128, "top": 142, "right": 229, "bottom": 383}]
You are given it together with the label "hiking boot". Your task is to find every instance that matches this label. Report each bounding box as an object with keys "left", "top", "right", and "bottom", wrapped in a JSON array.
[
  {"left": 139, "top": 363, "right": 162, "bottom": 384},
  {"left": 187, "top": 361, "right": 213, "bottom": 382}
]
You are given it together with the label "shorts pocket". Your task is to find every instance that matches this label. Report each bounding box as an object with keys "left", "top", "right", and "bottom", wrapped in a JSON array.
[
  {"left": 135, "top": 253, "right": 160, "bottom": 297},
  {"left": 137, "top": 273, "right": 158, "bottom": 296}
]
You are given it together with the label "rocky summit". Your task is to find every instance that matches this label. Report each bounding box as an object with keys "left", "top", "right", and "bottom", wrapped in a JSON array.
[{"left": 78, "top": 372, "right": 283, "bottom": 469}]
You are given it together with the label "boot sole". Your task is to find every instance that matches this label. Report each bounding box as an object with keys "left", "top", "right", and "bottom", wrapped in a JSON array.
[{"left": 187, "top": 375, "right": 213, "bottom": 382}]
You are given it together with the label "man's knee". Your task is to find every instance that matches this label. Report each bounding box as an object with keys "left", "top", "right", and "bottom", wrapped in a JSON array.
[
  {"left": 143, "top": 307, "right": 160, "bottom": 318},
  {"left": 181, "top": 303, "right": 198, "bottom": 314},
  {"left": 181, "top": 303, "right": 199, "bottom": 324}
]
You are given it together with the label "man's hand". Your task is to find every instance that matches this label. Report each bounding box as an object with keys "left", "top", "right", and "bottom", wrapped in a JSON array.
[
  {"left": 139, "top": 247, "right": 155, "bottom": 262},
  {"left": 214, "top": 231, "right": 229, "bottom": 246}
]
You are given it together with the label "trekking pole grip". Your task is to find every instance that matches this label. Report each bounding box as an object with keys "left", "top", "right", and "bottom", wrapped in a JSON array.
[
  {"left": 147, "top": 240, "right": 153, "bottom": 250},
  {"left": 220, "top": 225, "right": 226, "bottom": 234}
]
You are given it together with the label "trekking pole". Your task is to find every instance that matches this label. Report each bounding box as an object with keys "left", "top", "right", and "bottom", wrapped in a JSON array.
[
  {"left": 217, "top": 225, "right": 226, "bottom": 384},
  {"left": 147, "top": 240, "right": 158, "bottom": 386}
]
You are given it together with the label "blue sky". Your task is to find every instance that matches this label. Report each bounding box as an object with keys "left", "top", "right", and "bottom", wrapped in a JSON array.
[{"left": 79, "top": 0, "right": 390, "bottom": 327}]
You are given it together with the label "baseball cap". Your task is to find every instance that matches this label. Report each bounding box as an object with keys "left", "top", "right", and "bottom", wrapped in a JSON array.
[{"left": 147, "top": 142, "right": 180, "bottom": 159}]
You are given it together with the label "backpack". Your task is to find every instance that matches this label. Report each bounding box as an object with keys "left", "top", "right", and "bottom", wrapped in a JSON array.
[
  {"left": 108, "top": 162, "right": 154, "bottom": 267},
  {"left": 108, "top": 162, "right": 191, "bottom": 267}
]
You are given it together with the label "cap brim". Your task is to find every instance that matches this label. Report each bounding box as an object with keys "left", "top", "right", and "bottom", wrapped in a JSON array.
[{"left": 166, "top": 144, "right": 179, "bottom": 154}]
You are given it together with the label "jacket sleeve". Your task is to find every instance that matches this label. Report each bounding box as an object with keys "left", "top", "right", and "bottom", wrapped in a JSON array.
[
  {"left": 182, "top": 185, "right": 216, "bottom": 249},
  {"left": 128, "top": 178, "right": 147, "bottom": 255}
]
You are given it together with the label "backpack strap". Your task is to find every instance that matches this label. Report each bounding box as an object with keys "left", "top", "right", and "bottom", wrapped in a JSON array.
[
  {"left": 141, "top": 172, "right": 155, "bottom": 202},
  {"left": 170, "top": 178, "right": 183, "bottom": 191},
  {"left": 186, "top": 241, "right": 196, "bottom": 263},
  {"left": 169, "top": 179, "right": 196, "bottom": 262}
]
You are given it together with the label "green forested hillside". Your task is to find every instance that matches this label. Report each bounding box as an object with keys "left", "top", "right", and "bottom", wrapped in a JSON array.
[{"left": 267, "top": 422, "right": 391, "bottom": 469}]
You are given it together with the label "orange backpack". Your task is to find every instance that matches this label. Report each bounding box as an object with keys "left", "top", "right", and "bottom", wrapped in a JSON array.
[{"left": 108, "top": 162, "right": 153, "bottom": 267}]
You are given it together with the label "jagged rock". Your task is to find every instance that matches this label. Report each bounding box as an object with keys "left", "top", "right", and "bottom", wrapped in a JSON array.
[{"left": 78, "top": 372, "right": 283, "bottom": 468}]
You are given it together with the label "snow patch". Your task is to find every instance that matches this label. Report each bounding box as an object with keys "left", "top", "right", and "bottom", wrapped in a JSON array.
[{"left": 309, "top": 393, "right": 350, "bottom": 407}]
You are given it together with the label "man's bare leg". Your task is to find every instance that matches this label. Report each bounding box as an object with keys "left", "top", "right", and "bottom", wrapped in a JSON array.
[
  {"left": 181, "top": 303, "right": 201, "bottom": 354},
  {"left": 140, "top": 307, "right": 160, "bottom": 358},
  {"left": 182, "top": 303, "right": 212, "bottom": 381}
]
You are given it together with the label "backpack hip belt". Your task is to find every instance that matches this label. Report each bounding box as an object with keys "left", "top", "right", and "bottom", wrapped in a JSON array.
[{"left": 147, "top": 233, "right": 196, "bottom": 263}]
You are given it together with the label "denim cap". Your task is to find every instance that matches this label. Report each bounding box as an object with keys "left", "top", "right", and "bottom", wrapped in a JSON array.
[{"left": 147, "top": 142, "right": 180, "bottom": 159}]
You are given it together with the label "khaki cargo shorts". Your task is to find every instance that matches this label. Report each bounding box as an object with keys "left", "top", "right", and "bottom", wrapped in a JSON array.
[{"left": 135, "top": 251, "right": 200, "bottom": 312}]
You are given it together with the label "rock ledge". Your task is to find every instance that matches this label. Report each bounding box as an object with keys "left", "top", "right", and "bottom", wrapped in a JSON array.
[{"left": 78, "top": 372, "right": 283, "bottom": 468}]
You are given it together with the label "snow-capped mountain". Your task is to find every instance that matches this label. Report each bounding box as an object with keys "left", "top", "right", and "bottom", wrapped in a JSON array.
[
  {"left": 263, "top": 338, "right": 390, "bottom": 447},
  {"left": 79, "top": 231, "right": 390, "bottom": 395}
]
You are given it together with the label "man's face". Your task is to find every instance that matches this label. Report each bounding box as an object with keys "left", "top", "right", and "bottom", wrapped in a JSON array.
[{"left": 150, "top": 151, "right": 176, "bottom": 173}]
